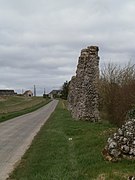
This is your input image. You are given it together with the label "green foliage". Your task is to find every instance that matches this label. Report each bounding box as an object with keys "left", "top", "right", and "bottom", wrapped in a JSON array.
[
  {"left": 9, "top": 100, "right": 135, "bottom": 180},
  {"left": 128, "top": 108, "right": 135, "bottom": 119},
  {"left": 43, "top": 94, "right": 48, "bottom": 98},
  {"left": 61, "top": 81, "right": 69, "bottom": 100}
]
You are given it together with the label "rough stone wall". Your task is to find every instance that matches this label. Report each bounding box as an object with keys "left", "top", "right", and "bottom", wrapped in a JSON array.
[
  {"left": 68, "top": 46, "right": 100, "bottom": 122},
  {"left": 103, "top": 118, "right": 135, "bottom": 162}
]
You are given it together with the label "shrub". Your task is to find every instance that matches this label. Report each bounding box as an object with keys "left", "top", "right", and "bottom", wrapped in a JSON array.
[
  {"left": 99, "top": 62, "right": 135, "bottom": 126},
  {"left": 61, "top": 81, "right": 69, "bottom": 100}
]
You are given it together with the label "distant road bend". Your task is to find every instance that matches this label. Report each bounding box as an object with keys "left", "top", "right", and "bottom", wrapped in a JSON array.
[{"left": 0, "top": 100, "right": 58, "bottom": 180}]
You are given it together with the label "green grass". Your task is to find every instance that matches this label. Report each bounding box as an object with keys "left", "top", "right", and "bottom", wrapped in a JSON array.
[
  {"left": 0, "top": 96, "right": 50, "bottom": 123},
  {"left": 9, "top": 100, "right": 135, "bottom": 180}
]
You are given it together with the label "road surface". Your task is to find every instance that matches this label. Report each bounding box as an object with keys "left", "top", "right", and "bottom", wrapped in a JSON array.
[{"left": 0, "top": 100, "right": 58, "bottom": 180}]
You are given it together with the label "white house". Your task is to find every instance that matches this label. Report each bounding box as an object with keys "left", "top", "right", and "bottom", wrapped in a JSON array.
[{"left": 23, "top": 90, "right": 33, "bottom": 97}]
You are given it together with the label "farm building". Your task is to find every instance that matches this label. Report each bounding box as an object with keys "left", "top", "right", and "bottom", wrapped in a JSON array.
[
  {"left": 23, "top": 90, "right": 33, "bottom": 97},
  {"left": 0, "top": 90, "right": 16, "bottom": 96},
  {"left": 49, "top": 90, "right": 62, "bottom": 99}
]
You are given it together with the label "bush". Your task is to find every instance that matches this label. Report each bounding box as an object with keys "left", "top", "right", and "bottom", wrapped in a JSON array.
[
  {"left": 128, "top": 108, "right": 135, "bottom": 119},
  {"left": 99, "top": 62, "right": 135, "bottom": 126},
  {"left": 61, "top": 81, "right": 69, "bottom": 100}
]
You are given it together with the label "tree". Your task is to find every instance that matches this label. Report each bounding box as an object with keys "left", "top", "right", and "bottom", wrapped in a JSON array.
[{"left": 61, "top": 81, "right": 69, "bottom": 100}]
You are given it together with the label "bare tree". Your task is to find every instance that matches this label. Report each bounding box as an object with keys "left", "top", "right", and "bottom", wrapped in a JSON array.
[{"left": 99, "top": 62, "right": 135, "bottom": 126}]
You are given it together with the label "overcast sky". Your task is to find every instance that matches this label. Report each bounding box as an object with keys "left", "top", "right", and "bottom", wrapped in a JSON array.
[{"left": 0, "top": 0, "right": 135, "bottom": 95}]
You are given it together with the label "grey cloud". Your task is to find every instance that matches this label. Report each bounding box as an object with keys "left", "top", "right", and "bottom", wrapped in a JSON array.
[{"left": 0, "top": 0, "right": 135, "bottom": 94}]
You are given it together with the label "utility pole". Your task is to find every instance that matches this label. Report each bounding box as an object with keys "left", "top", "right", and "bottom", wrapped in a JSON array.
[
  {"left": 34, "top": 85, "right": 36, "bottom": 97},
  {"left": 44, "top": 88, "right": 46, "bottom": 95},
  {"left": 43, "top": 88, "right": 46, "bottom": 98}
]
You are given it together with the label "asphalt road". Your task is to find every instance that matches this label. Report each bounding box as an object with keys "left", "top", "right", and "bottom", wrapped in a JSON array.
[{"left": 0, "top": 99, "right": 58, "bottom": 180}]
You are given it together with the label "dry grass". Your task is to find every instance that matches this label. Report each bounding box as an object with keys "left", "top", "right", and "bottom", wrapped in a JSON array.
[
  {"left": 0, "top": 96, "right": 44, "bottom": 113},
  {"left": 99, "top": 62, "right": 135, "bottom": 126},
  {"left": 0, "top": 96, "right": 50, "bottom": 122}
]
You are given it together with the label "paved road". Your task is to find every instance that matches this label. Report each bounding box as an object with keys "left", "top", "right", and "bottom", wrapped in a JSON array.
[{"left": 0, "top": 100, "right": 58, "bottom": 180}]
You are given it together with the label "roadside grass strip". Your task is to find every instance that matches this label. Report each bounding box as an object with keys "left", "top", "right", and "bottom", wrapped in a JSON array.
[{"left": 9, "top": 100, "right": 135, "bottom": 180}]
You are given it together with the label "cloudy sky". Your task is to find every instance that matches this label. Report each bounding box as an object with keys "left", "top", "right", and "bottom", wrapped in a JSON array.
[{"left": 0, "top": 0, "right": 135, "bottom": 95}]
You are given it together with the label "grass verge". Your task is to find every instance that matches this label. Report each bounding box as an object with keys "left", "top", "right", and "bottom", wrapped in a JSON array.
[
  {"left": 9, "top": 100, "right": 135, "bottom": 180},
  {"left": 0, "top": 97, "right": 50, "bottom": 123}
]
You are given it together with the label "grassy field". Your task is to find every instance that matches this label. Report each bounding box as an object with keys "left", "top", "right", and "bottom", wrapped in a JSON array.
[
  {"left": 9, "top": 100, "right": 135, "bottom": 180},
  {"left": 0, "top": 96, "right": 50, "bottom": 123}
]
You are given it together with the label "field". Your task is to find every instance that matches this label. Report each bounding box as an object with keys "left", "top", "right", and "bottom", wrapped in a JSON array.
[
  {"left": 9, "top": 100, "right": 135, "bottom": 180},
  {"left": 0, "top": 96, "right": 50, "bottom": 123}
]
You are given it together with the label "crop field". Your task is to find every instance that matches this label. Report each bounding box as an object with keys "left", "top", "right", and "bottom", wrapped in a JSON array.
[{"left": 0, "top": 96, "right": 50, "bottom": 123}]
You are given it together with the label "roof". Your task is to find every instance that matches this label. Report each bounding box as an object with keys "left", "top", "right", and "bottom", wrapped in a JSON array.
[
  {"left": 49, "top": 90, "right": 61, "bottom": 95},
  {"left": 0, "top": 89, "right": 14, "bottom": 92},
  {"left": 23, "top": 90, "right": 33, "bottom": 95}
]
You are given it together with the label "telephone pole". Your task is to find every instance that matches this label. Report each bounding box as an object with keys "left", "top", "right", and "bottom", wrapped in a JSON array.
[
  {"left": 43, "top": 88, "right": 46, "bottom": 98},
  {"left": 34, "top": 85, "right": 36, "bottom": 97},
  {"left": 44, "top": 88, "right": 46, "bottom": 94}
]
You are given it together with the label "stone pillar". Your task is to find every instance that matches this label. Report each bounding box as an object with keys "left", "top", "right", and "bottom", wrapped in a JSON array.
[{"left": 68, "top": 46, "right": 100, "bottom": 122}]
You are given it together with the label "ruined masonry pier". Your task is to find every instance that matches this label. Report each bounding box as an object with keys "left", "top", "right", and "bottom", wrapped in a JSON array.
[{"left": 68, "top": 46, "right": 100, "bottom": 122}]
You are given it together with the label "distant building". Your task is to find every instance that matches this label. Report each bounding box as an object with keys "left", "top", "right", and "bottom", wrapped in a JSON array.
[
  {"left": 23, "top": 90, "right": 33, "bottom": 97},
  {"left": 49, "top": 90, "right": 62, "bottom": 99},
  {"left": 0, "top": 90, "right": 16, "bottom": 96}
]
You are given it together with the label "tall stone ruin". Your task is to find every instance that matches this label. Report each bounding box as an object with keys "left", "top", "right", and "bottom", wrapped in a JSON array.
[{"left": 68, "top": 46, "right": 100, "bottom": 122}]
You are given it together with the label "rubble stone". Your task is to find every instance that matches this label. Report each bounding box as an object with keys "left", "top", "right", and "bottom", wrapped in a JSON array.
[
  {"left": 68, "top": 46, "right": 100, "bottom": 122},
  {"left": 103, "top": 119, "right": 135, "bottom": 161}
]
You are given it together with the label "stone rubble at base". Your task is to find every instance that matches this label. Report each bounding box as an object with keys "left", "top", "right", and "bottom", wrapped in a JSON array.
[
  {"left": 103, "top": 118, "right": 135, "bottom": 161},
  {"left": 68, "top": 46, "right": 100, "bottom": 122}
]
